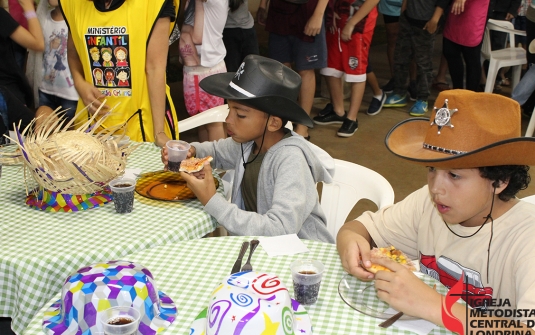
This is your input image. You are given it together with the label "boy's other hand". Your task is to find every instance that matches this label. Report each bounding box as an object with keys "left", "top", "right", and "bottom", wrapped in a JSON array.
[
  {"left": 373, "top": 258, "right": 441, "bottom": 320},
  {"left": 160, "top": 147, "right": 169, "bottom": 170},
  {"left": 338, "top": 233, "right": 374, "bottom": 280},
  {"left": 180, "top": 161, "right": 216, "bottom": 205}
]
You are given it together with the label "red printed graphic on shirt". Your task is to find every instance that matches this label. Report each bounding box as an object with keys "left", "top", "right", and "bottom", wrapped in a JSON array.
[
  {"left": 85, "top": 26, "right": 132, "bottom": 97},
  {"left": 419, "top": 253, "right": 493, "bottom": 309}
]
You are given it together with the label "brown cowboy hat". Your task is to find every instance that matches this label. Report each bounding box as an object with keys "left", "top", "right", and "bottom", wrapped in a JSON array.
[{"left": 385, "top": 89, "right": 535, "bottom": 168}]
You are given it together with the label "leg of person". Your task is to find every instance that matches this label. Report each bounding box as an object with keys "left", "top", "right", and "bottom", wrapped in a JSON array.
[
  {"left": 433, "top": 55, "right": 450, "bottom": 91},
  {"left": 382, "top": 14, "right": 400, "bottom": 92},
  {"left": 179, "top": 26, "right": 201, "bottom": 67},
  {"left": 462, "top": 40, "right": 483, "bottom": 92},
  {"left": 337, "top": 81, "right": 364, "bottom": 137},
  {"left": 409, "top": 26, "right": 434, "bottom": 116},
  {"left": 366, "top": 65, "right": 387, "bottom": 116},
  {"left": 57, "top": 97, "right": 79, "bottom": 121},
  {"left": 315, "top": 26, "right": 346, "bottom": 125},
  {"left": 293, "top": 24, "right": 328, "bottom": 138},
  {"left": 442, "top": 37, "right": 465, "bottom": 89},
  {"left": 512, "top": 66, "right": 535, "bottom": 105},
  {"left": 223, "top": 27, "right": 244, "bottom": 73},
  {"left": 240, "top": 27, "right": 260, "bottom": 63},
  {"left": 384, "top": 14, "right": 411, "bottom": 107}
]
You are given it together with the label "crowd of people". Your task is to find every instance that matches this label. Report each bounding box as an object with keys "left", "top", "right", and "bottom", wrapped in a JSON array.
[{"left": 2, "top": 0, "right": 535, "bottom": 333}]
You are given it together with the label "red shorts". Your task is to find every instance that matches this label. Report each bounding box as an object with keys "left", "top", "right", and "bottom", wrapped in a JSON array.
[{"left": 321, "top": 8, "right": 378, "bottom": 82}]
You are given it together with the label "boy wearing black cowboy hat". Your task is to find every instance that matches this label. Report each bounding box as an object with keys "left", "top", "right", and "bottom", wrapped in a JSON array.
[
  {"left": 337, "top": 90, "right": 535, "bottom": 330},
  {"left": 162, "top": 55, "right": 335, "bottom": 243}
]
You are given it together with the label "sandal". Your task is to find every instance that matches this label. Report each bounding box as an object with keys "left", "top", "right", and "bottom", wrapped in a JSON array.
[
  {"left": 500, "top": 78, "right": 511, "bottom": 86},
  {"left": 432, "top": 81, "right": 451, "bottom": 91}
]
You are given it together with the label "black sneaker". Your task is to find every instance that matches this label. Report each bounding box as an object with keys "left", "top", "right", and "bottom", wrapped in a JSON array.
[
  {"left": 367, "top": 91, "right": 387, "bottom": 116},
  {"left": 313, "top": 109, "right": 346, "bottom": 125},
  {"left": 408, "top": 80, "right": 417, "bottom": 101},
  {"left": 382, "top": 78, "right": 395, "bottom": 93},
  {"left": 337, "top": 119, "right": 358, "bottom": 137},
  {"left": 318, "top": 103, "right": 334, "bottom": 117}
]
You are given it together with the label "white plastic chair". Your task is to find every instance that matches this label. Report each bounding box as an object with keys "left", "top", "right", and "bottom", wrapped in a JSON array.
[
  {"left": 481, "top": 19, "right": 527, "bottom": 93},
  {"left": 521, "top": 194, "right": 535, "bottom": 204},
  {"left": 320, "top": 159, "right": 395, "bottom": 241}
]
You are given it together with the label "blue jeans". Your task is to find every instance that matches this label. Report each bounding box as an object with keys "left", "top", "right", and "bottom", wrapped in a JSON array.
[
  {"left": 512, "top": 65, "right": 535, "bottom": 106},
  {"left": 38, "top": 90, "right": 78, "bottom": 120}
]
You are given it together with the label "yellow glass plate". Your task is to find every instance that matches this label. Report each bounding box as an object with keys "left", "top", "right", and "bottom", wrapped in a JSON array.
[{"left": 135, "top": 170, "right": 219, "bottom": 201}]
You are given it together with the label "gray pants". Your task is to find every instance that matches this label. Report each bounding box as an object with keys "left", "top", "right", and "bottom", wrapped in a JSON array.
[{"left": 392, "top": 14, "right": 436, "bottom": 100}]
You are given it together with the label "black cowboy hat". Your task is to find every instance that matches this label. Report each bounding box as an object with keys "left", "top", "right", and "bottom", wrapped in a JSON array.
[{"left": 199, "top": 55, "right": 313, "bottom": 128}]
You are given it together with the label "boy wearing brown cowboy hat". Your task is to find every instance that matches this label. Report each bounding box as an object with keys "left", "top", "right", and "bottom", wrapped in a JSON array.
[
  {"left": 162, "top": 55, "right": 335, "bottom": 243},
  {"left": 337, "top": 89, "right": 535, "bottom": 330}
]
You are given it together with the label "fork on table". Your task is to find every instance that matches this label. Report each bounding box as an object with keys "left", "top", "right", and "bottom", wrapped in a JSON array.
[{"left": 241, "top": 239, "right": 259, "bottom": 272}]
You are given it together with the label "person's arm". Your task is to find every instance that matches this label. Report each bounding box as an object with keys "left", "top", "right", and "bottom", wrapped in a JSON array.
[
  {"left": 67, "top": 33, "right": 109, "bottom": 115},
  {"left": 372, "top": 257, "right": 534, "bottom": 332},
  {"left": 146, "top": 17, "right": 171, "bottom": 147},
  {"left": 507, "top": 0, "right": 521, "bottom": 20},
  {"left": 304, "top": 0, "right": 329, "bottom": 36},
  {"left": 450, "top": 0, "right": 466, "bottom": 15},
  {"left": 191, "top": 0, "right": 205, "bottom": 44},
  {"left": 256, "top": 0, "right": 269, "bottom": 26},
  {"left": 423, "top": 6, "right": 444, "bottom": 34},
  {"left": 9, "top": 0, "right": 44, "bottom": 51},
  {"left": 340, "top": 0, "right": 380, "bottom": 41},
  {"left": 336, "top": 219, "right": 376, "bottom": 279}
]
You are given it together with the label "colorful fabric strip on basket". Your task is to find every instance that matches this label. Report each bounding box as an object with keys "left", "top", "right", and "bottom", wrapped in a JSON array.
[{"left": 26, "top": 188, "right": 112, "bottom": 212}]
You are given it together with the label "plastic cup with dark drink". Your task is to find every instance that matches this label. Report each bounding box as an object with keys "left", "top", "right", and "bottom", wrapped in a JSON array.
[
  {"left": 166, "top": 140, "right": 190, "bottom": 172},
  {"left": 290, "top": 259, "right": 325, "bottom": 305},
  {"left": 109, "top": 178, "right": 136, "bottom": 214},
  {"left": 99, "top": 306, "right": 140, "bottom": 335}
]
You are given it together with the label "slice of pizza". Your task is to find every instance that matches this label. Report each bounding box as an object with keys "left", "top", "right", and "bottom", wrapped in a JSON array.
[
  {"left": 179, "top": 156, "right": 213, "bottom": 173},
  {"left": 368, "top": 246, "right": 416, "bottom": 273}
]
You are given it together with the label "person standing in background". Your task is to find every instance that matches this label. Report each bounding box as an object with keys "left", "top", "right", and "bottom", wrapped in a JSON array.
[
  {"left": 61, "top": 0, "right": 180, "bottom": 146},
  {"left": 222, "top": 0, "right": 259, "bottom": 72}
]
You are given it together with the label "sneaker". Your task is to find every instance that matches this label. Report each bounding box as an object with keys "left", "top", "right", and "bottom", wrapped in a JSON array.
[
  {"left": 408, "top": 80, "right": 417, "bottom": 101},
  {"left": 409, "top": 100, "right": 428, "bottom": 116},
  {"left": 382, "top": 78, "right": 395, "bottom": 93},
  {"left": 313, "top": 109, "right": 346, "bottom": 125},
  {"left": 367, "top": 91, "right": 387, "bottom": 116},
  {"left": 337, "top": 119, "right": 358, "bottom": 137},
  {"left": 318, "top": 103, "right": 334, "bottom": 117},
  {"left": 383, "top": 93, "right": 408, "bottom": 107}
]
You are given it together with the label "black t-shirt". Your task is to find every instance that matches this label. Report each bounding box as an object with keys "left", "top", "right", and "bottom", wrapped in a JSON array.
[
  {"left": 92, "top": 0, "right": 176, "bottom": 21},
  {"left": 0, "top": 9, "right": 32, "bottom": 106}
]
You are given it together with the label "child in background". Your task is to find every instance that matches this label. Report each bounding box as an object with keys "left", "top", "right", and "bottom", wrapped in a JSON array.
[
  {"left": 383, "top": 0, "right": 449, "bottom": 116},
  {"left": 222, "top": 0, "right": 259, "bottom": 72},
  {"left": 312, "top": 0, "right": 379, "bottom": 137},
  {"left": 162, "top": 55, "right": 335, "bottom": 243},
  {"left": 31, "top": 0, "right": 79, "bottom": 122},
  {"left": 178, "top": 0, "right": 228, "bottom": 141}
]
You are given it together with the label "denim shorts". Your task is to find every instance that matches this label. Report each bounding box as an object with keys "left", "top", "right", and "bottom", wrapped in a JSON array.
[{"left": 38, "top": 90, "right": 78, "bottom": 120}]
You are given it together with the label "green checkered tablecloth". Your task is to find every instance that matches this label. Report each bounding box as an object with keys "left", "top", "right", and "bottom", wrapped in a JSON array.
[
  {"left": 0, "top": 142, "right": 220, "bottom": 334},
  {"left": 22, "top": 236, "right": 454, "bottom": 335}
]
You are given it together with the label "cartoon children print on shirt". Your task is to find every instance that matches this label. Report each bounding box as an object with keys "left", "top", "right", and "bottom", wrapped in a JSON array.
[
  {"left": 116, "top": 67, "right": 130, "bottom": 86},
  {"left": 93, "top": 68, "right": 104, "bottom": 86},
  {"left": 101, "top": 47, "right": 114, "bottom": 67},
  {"left": 85, "top": 26, "right": 131, "bottom": 96},
  {"left": 105, "top": 69, "right": 115, "bottom": 87},
  {"left": 43, "top": 28, "right": 73, "bottom": 87},
  {"left": 114, "top": 47, "right": 128, "bottom": 66}
]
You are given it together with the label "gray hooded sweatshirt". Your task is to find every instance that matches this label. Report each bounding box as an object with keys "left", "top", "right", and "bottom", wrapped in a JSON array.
[{"left": 193, "top": 132, "right": 335, "bottom": 243}]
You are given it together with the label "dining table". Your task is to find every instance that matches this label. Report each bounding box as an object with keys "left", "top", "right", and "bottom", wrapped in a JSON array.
[
  {"left": 0, "top": 142, "right": 222, "bottom": 334},
  {"left": 22, "top": 236, "right": 455, "bottom": 335}
]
